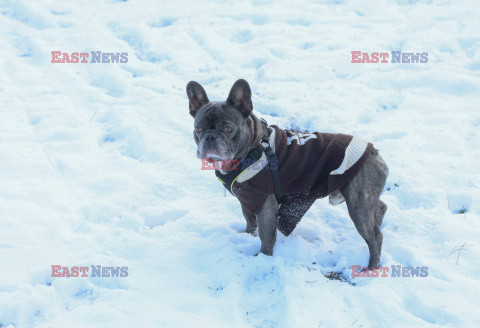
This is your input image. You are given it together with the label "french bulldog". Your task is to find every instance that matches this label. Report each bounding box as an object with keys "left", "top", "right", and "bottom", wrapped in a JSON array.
[{"left": 187, "top": 79, "right": 388, "bottom": 269}]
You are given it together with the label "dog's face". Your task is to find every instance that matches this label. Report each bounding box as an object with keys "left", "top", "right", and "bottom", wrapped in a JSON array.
[{"left": 187, "top": 79, "right": 254, "bottom": 161}]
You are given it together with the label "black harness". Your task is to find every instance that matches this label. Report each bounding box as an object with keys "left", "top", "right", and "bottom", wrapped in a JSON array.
[{"left": 215, "top": 119, "right": 282, "bottom": 206}]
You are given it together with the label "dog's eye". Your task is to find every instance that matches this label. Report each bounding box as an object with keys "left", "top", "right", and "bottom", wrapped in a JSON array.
[
  {"left": 224, "top": 126, "right": 233, "bottom": 133},
  {"left": 195, "top": 126, "right": 202, "bottom": 133}
]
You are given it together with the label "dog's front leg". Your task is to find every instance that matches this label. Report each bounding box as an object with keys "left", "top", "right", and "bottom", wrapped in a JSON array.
[
  {"left": 256, "top": 194, "right": 279, "bottom": 256},
  {"left": 241, "top": 203, "right": 257, "bottom": 234}
]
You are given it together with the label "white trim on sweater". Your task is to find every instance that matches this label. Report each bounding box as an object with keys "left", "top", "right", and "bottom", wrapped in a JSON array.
[{"left": 330, "top": 136, "right": 368, "bottom": 176}]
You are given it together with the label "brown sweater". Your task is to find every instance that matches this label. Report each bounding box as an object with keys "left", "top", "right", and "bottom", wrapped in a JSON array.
[{"left": 220, "top": 125, "right": 373, "bottom": 236}]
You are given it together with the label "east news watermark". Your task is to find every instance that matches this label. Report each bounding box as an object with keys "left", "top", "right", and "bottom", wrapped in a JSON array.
[
  {"left": 201, "top": 158, "right": 278, "bottom": 171},
  {"left": 351, "top": 265, "right": 428, "bottom": 277},
  {"left": 51, "top": 51, "right": 128, "bottom": 63},
  {"left": 51, "top": 265, "right": 128, "bottom": 277},
  {"left": 351, "top": 51, "right": 428, "bottom": 63}
]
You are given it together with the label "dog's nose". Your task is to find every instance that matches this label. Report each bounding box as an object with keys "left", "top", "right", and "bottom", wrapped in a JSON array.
[{"left": 205, "top": 130, "right": 218, "bottom": 142}]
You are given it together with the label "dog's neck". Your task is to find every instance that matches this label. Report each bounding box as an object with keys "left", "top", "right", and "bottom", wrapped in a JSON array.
[
  {"left": 235, "top": 114, "right": 268, "bottom": 160},
  {"left": 218, "top": 114, "right": 268, "bottom": 174}
]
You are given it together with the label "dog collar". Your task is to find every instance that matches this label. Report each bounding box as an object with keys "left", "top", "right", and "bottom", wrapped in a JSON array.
[{"left": 214, "top": 142, "right": 265, "bottom": 196}]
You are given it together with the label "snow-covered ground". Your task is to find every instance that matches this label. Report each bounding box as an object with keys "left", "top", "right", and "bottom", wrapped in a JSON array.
[{"left": 1, "top": 0, "right": 480, "bottom": 327}]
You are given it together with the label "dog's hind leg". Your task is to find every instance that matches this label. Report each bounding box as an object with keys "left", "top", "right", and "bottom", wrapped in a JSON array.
[
  {"left": 342, "top": 195, "right": 382, "bottom": 269},
  {"left": 375, "top": 200, "right": 387, "bottom": 227},
  {"left": 340, "top": 149, "right": 388, "bottom": 269}
]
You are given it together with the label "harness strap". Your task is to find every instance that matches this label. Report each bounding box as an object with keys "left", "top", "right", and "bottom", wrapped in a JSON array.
[
  {"left": 262, "top": 136, "right": 282, "bottom": 206},
  {"left": 260, "top": 118, "right": 282, "bottom": 207}
]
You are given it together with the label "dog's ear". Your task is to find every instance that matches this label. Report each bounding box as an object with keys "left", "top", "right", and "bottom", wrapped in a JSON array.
[
  {"left": 186, "top": 81, "right": 209, "bottom": 118},
  {"left": 226, "top": 79, "right": 253, "bottom": 117}
]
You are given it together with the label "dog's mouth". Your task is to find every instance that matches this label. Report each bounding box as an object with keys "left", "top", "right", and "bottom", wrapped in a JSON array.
[
  {"left": 197, "top": 139, "right": 232, "bottom": 162},
  {"left": 201, "top": 150, "right": 229, "bottom": 162},
  {"left": 201, "top": 153, "right": 223, "bottom": 162}
]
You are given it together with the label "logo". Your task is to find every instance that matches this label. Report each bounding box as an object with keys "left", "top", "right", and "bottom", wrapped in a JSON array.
[
  {"left": 351, "top": 51, "right": 428, "bottom": 63},
  {"left": 351, "top": 265, "right": 428, "bottom": 277},
  {"left": 51, "top": 51, "right": 128, "bottom": 63},
  {"left": 287, "top": 132, "right": 317, "bottom": 146},
  {"left": 51, "top": 265, "right": 128, "bottom": 277},
  {"left": 201, "top": 158, "right": 278, "bottom": 171}
]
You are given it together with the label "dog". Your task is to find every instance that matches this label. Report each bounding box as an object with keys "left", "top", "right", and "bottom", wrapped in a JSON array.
[{"left": 187, "top": 79, "right": 388, "bottom": 269}]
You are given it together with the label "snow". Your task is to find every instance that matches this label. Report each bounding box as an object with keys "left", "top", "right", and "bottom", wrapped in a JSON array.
[{"left": 1, "top": 0, "right": 480, "bottom": 327}]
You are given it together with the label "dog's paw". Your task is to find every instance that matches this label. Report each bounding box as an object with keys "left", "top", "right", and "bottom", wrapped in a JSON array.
[
  {"left": 257, "top": 249, "right": 273, "bottom": 256},
  {"left": 237, "top": 227, "right": 257, "bottom": 236},
  {"left": 368, "top": 257, "right": 381, "bottom": 270}
]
